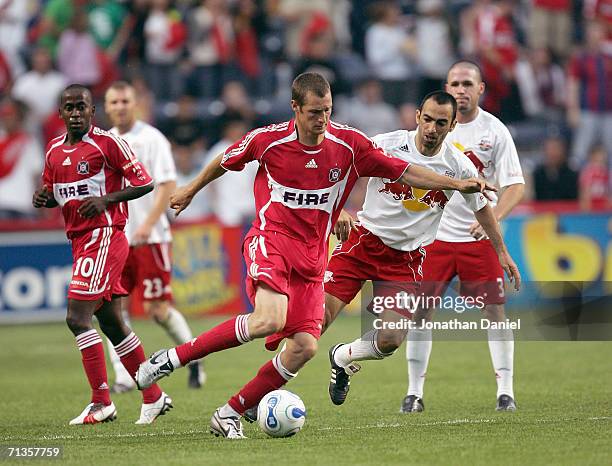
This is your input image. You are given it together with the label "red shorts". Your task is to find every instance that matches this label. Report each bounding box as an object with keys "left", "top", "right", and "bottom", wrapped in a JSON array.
[
  {"left": 422, "top": 239, "right": 506, "bottom": 305},
  {"left": 243, "top": 231, "right": 324, "bottom": 351},
  {"left": 120, "top": 243, "right": 173, "bottom": 301},
  {"left": 68, "top": 227, "right": 129, "bottom": 302},
  {"left": 325, "top": 225, "right": 424, "bottom": 305}
]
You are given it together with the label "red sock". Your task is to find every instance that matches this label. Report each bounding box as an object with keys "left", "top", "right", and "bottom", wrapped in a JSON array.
[
  {"left": 228, "top": 354, "right": 295, "bottom": 414},
  {"left": 76, "top": 329, "right": 111, "bottom": 406},
  {"left": 175, "top": 314, "right": 251, "bottom": 366},
  {"left": 115, "top": 332, "right": 162, "bottom": 404}
]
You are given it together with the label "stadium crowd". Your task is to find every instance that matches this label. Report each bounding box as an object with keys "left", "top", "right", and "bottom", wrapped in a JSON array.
[{"left": 0, "top": 0, "right": 610, "bottom": 221}]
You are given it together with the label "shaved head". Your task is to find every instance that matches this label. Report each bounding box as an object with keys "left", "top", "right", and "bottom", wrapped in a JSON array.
[
  {"left": 447, "top": 60, "right": 483, "bottom": 83},
  {"left": 60, "top": 84, "right": 92, "bottom": 106}
]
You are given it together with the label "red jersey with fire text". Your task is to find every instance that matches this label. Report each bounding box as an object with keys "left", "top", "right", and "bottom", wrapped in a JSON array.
[
  {"left": 42, "top": 126, "right": 153, "bottom": 239},
  {"left": 221, "top": 120, "right": 409, "bottom": 278}
]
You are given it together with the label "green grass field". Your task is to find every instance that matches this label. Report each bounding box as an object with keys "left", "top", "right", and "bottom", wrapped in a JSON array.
[{"left": 0, "top": 316, "right": 610, "bottom": 465}]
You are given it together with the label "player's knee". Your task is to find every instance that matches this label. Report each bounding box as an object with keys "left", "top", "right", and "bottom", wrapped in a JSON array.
[
  {"left": 377, "top": 329, "right": 405, "bottom": 354},
  {"left": 146, "top": 301, "right": 169, "bottom": 323},
  {"left": 65, "top": 314, "right": 90, "bottom": 335},
  {"left": 296, "top": 339, "right": 318, "bottom": 363},
  {"left": 248, "top": 314, "right": 285, "bottom": 337}
]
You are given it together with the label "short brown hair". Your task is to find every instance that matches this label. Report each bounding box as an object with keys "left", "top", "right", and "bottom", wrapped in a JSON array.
[{"left": 291, "top": 72, "right": 330, "bottom": 106}]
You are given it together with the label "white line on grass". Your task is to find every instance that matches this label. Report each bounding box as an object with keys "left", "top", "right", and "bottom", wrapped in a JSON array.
[{"left": 2, "top": 417, "right": 609, "bottom": 441}]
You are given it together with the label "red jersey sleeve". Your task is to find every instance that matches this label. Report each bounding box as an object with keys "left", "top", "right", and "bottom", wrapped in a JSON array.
[
  {"left": 104, "top": 133, "right": 153, "bottom": 187},
  {"left": 42, "top": 143, "right": 53, "bottom": 190},
  {"left": 353, "top": 132, "right": 409, "bottom": 181},
  {"left": 220, "top": 129, "right": 262, "bottom": 171}
]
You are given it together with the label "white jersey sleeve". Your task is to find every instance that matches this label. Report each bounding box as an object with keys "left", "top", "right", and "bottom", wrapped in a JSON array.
[
  {"left": 148, "top": 129, "right": 177, "bottom": 185},
  {"left": 492, "top": 120, "right": 524, "bottom": 188},
  {"left": 454, "top": 147, "right": 488, "bottom": 213}
]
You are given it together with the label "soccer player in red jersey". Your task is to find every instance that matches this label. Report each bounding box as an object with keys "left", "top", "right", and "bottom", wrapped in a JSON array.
[
  {"left": 135, "top": 73, "right": 494, "bottom": 438},
  {"left": 32, "top": 84, "right": 172, "bottom": 425}
]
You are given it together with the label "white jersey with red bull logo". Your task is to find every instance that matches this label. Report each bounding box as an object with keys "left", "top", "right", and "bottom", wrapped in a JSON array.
[
  {"left": 110, "top": 121, "right": 176, "bottom": 245},
  {"left": 436, "top": 108, "right": 524, "bottom": 242},
  {"left": 221, "top": 119, "right": 409, "bottom": 279},
  {"left": 357, "top": 130, "right": 487, "bottom": 252}
]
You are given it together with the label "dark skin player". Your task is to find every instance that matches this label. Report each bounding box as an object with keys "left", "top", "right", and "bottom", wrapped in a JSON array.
[{"left": 32, "top": 86, "right": 153, "bottom": 347}]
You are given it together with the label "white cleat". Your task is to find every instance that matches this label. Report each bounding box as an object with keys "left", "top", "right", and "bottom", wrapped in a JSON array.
[
  {"left": 210, "top": 408, "right": 246, "bottom": 439},
  {"left": 136, "top": 349, "right": 174, "bottom": 389},
  {"left": 135, "top": 392, "right": 173, "bottom": 424},
  {"left": 69, "top": 402, "right": 117, "bottom": 425}
]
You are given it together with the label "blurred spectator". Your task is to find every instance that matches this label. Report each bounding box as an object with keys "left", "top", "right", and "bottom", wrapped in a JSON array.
[
  {"left": 205, "top": 119, "right": 256, "bottom": 226},
  {"left": 583, "top": 0, "right": 612, "bottom": 54},
  {"left": 57, "top": 9, "right": 101, "bottom": 88},
  {"left": 398, "top": 102, "right": 418, "bottom": 131},
  {"left": 210, "top": 80, "right": 257, "bottom": 139},
  {"left": 414, "top": 0, "right": 456, "bottom": 99},
  {"left": 186, "top": 0, "right": 237, "bottom": 99},
  {"left": 0, "top": 98, "right": 43, "bottom": 219},
  {"left": 161, "top": 94, "right": 207, "bottom": 148},
  {"left": 36, "top": 0, "right": 86, "bottom": 57},
  {"left": 293, "top": 14, "right": 350, "bottom": 97},
  {"left": 0, "top": 50, "right": 11, "bottom": 97},
  {"left": 472, "top": 0, "right": 523, "bottom": 121},
  {"left": 335, "top": 77, "right": 398, "bottom": 136},
  {"left": 0, "top": 0, "right": 29, "bottom": 78},
  {"left": 87, "top": 0, "right": 129, "bottom": 60},
  {"left": 278, "top": 0, "right": 332, "bottom": 60},
  {"left": 567, "top": 21, "right": 612, "bottom": 168},
  {"left": 528, "top": 0, "right": 573, "bottom": 60},
  {"left": 131, "top": 76, "right": 155, "bottom": 124},
  {"left": 12, "top": 47, "right": 66, "bottom": 133},
  {"left": 233, "top": 0, "right": 264, "bottom": 94},
  {"left": 173, "top": 142, "right": 212, "bottom": 222},
  {"left": 578, "top": 145, "right": 610, "bottom": 210},
  {"left": 533, "top": 136, "right": 578, "bottom": 200},
  {"left": 365, "top": 1, "right": 419, "bottom": 106},
  {"left": 515, "top": 47, "right": 566, "bottom": 121},
  {"left": 144, "top": 0, "right": 186, "bottom": 100}
]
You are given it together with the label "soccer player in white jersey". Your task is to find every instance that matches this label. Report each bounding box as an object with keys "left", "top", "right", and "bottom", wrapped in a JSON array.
[
  {"left": 321, "top": 91, "right": 521, "bottom": 407},
  {"left": 134, "top": 73, "right": 495, "bottom": 439},
  {"left": 104, "top": 81, "right": 204, "bottom": 392},
  {"left": 403, "top": 61, "right": 525, "bottom": 412}
]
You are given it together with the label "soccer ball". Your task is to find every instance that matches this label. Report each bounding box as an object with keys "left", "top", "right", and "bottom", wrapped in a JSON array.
[{"left": 257, "top": 390, "right": 306, "bottom": 438}]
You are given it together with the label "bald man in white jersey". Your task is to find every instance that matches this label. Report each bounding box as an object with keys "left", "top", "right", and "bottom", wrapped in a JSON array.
[{"left": 403, "top": 61, "right": 525, "bottom": 413}]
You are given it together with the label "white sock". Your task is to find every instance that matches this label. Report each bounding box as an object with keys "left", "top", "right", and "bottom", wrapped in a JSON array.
[
  {"left": 167, "top": 347, "right": 183, "bottom": 369},
  {"left": 487, "top": 328, "right": 514, "bottom": 398},
  {"left": 219, "top": 403, "right": 241, "bottom": 419},
  {"left": 158, "top": 307, "right": 193, "bottom": 345},
  {"left": 334, "top": 330, "right": 388, "bottom": 367},
  {"left": 405, "top": 327, "right": 432, "bottom": 398}
]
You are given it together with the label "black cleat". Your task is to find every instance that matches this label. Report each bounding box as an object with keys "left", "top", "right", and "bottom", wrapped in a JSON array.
[
  {"left": 400, "top": 395, "right": 424, "bottom": 413},
  {"left": 496, "top": 394, "right": 517, "bottom": 411},
  {"left": 328, "top": 344, "right": 360, "bottom": 406},
  {"left": 187, "top": 361, "right": 205, "bottom": 389},
  {"left": 243, "top": 406, "right": 258, "bottom": 423}
]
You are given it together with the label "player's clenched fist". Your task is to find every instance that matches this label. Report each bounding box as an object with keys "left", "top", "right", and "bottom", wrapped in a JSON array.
[
  {"left": 78, "top": 196, "right": 109, "bottom": 218},
  {"left": 169, "top": 186, "right": 195, "bottom": 217},
  {"left": 32, "top": 185, "right": 52, "bottom": 208}
]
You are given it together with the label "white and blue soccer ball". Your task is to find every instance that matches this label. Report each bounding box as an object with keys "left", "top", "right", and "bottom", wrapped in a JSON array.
[{"left": 257, "top": 390, "right": 306, "bottom": 438}]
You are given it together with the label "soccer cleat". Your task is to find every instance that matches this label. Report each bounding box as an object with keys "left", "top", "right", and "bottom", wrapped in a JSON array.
[
  {"left": 69, "top": 402, "right": 117, "bottom": 425},
  {"left": 328, "top": 344, "right": 361, "bottom": 406},
  {"left": 135, "top": 392, "right": 173, "bottom": 424},
  {"left": 496, "top": 394, "right": 517, "bottom": 411},
  {"left": 135, "top": 349, "right": 174, "bottom": 389},
  {"left": 400, "top": 395, "right": 425, "bottom": 413},
  {"left": 242, "top": 406, "right": 258, "bottom": 423},
  {"left": 187, "top": 361, "right": 206, "bottom": 389},
  {"left": 111, "top": 379, "right": 136, "bottom": 394},
  {"left": 210, "top": 408, "right": 246, "bottom": 439}
]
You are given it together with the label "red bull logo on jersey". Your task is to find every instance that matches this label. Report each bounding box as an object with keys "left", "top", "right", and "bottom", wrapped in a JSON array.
[
  {"left": 378, "top": 182, "right": 415, "bottom": 201},
  {"left": 379, "top": 182, "right": 449, "bottom": 211},
  {"left": 418, "top": 189, "right": 449, "bottom": 209}
]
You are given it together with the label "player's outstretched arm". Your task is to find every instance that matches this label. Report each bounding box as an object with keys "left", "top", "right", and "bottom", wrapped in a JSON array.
[
  {"left": 32, "top": 185, "right": 58, "bottom": 208},
  {"left": 474, "top": 204, "right": 521, "bottom": 291},
  {"left": 399, "top": 164, "right": 497, "bottom": 195},
  {"left": 170, "top": 153, "right": 226, "bottom": 217},
  {"left": 78, "top": 184, "right": 154, "bottom": 219}
]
